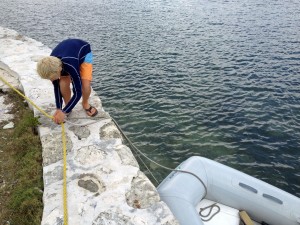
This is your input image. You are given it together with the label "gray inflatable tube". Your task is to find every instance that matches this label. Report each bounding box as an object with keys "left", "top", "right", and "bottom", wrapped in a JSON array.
[{"left": 157, "top": 156, "right": 300, "bottom": 225}]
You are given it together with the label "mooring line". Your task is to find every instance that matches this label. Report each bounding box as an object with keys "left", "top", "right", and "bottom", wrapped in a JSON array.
[{"left": 111, "top": 117, "right": 208, "bottom": 195}]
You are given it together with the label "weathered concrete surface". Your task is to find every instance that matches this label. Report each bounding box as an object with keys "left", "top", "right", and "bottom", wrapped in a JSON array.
[
  {"left": 0, "top": 63, "right": 20, "bottom": 125},
  {"left": 0, "top": 27, "right": 179, "bottom": 225}
]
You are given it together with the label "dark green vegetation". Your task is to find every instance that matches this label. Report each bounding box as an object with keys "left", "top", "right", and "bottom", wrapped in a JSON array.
[{"left": 0, "top": 90, "right": 43, "bottom": 225}]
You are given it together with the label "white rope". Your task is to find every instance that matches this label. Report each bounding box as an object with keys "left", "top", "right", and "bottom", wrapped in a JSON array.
[{"left": 111, "top": 117, "right": 208, "bottom": 195}]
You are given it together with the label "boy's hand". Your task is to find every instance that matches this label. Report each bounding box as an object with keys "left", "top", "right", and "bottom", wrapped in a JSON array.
[{"left": 53, "top": 109, "right": 66, "bottom": 124}]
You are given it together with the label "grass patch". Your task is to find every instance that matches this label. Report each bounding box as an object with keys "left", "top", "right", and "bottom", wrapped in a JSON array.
[{"left": 0, "top": 90, "right": 43, "bottom": 225}]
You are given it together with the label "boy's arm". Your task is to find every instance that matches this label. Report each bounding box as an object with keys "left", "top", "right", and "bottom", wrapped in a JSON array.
[
  {"left": 61, "top": 63, "right": 82, "bottom": 114},
  {"left": 52, "top": 80, "right": 66, "bottom": 124}
]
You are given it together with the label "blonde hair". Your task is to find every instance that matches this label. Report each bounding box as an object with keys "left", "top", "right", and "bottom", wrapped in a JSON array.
[{"left": 36, "top": 56, "right": 62, "bottom": 79}]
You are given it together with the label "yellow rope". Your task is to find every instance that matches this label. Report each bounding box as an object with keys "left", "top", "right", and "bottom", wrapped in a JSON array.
[
  {"left": 0, "top": 75, "right": 68, "bottom": 225},
  {"left": 61, "top": 123, "right": 68, "bottom": 225},
  {"left": 0, "top": 76, "right": 52, "bottom": 119}
]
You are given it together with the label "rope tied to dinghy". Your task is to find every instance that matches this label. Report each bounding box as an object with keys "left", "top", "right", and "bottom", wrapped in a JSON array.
[{"left": 111, "top": 117, "right": 208, "bottom": 196}]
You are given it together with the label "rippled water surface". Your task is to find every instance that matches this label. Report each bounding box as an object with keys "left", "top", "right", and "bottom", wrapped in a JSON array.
[{"left": 1, "top": 0, "right": 299, "bottom": 196}]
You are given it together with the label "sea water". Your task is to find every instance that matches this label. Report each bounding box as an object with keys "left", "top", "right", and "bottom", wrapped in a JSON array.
[{"left": 0, "top": 0, "right": 299, "bottom": 197}]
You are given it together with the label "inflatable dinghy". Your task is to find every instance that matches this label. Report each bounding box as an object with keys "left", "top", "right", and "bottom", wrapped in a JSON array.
[{"left": 157, "top": 156, "right": 300, "bottom": 225}]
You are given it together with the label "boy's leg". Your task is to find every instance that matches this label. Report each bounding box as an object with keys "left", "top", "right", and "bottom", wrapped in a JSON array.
[
  {"left": 59, "top": 76, "right": 71, "bottom": 106},
  {"left": 80, "top": 52, "right": 97, "bottom": 116},
  {"left": 81, "top": 79, "right": 97, "bottom": 116}
]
